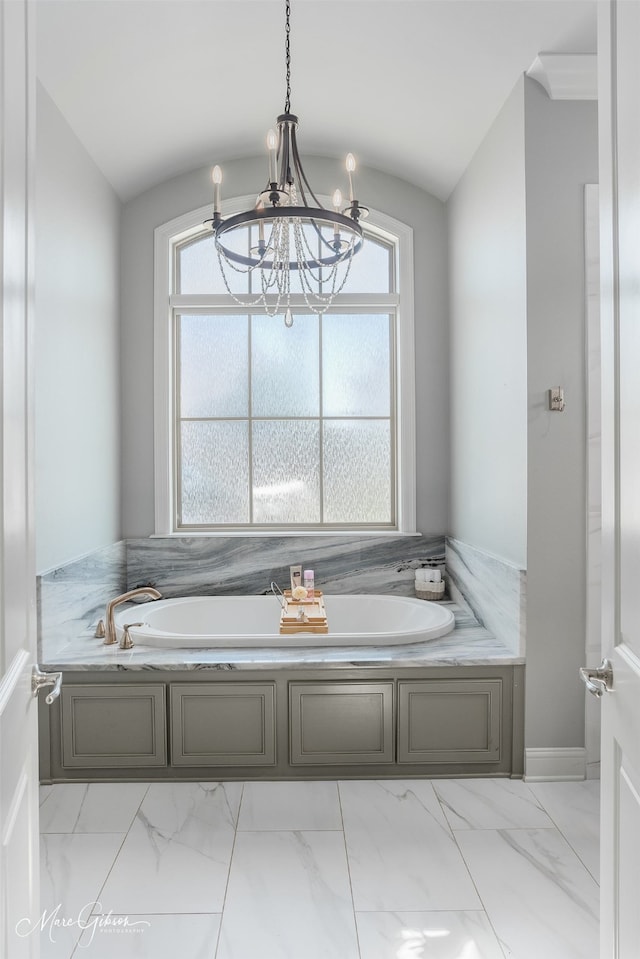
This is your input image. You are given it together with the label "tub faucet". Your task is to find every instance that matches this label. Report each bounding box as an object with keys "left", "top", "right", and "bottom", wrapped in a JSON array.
[{"left": 103, "top": 587, "right": 162, "bottom": 645}]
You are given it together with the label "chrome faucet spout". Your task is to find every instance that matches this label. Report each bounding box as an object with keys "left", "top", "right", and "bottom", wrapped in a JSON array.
[{"left": 103, "top": 587, "right": 162, "bottom": 646}]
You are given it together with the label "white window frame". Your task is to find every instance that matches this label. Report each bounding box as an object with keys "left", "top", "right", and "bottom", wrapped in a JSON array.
[{"left": 153, "top": 196, "right": 416, "bottom": 535}]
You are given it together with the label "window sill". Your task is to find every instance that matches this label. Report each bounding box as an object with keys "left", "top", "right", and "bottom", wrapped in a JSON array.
[{"left": 151, "top": 530, "right": 421, "bottom": 539}]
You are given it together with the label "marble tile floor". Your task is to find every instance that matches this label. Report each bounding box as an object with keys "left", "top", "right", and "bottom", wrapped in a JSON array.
[{"left": 37, "top": 778, "right": 600, "bottom": 959}]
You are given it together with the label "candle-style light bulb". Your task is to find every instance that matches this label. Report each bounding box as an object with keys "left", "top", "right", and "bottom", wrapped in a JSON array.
[
  {"left": 212, "top": 165, "right": 223, "bottom": 213},
  {"left": 267, "top": 129, "right": 278, "bottom": 184},
  {"left": 346, "top": 153, "right": 356, "bottom": 202}
]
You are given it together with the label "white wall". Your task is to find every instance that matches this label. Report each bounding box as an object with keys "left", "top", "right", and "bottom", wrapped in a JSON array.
[
  {"left": 447, "top": 77, "right": 528, "bottom": 569},
  {"left": 524, "top": 78, "right": 598, "bottom": 749},
  {"left": 448, "top": 73, "right": 598, "bottom": 756},
  {"left": 35, "top": 83, "right": 122, "bottom": 572},
  {"left": 119, "top": 157, "right": 449, "bottom": 537}
]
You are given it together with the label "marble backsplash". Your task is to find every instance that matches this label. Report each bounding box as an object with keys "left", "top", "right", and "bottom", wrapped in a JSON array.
[
  {"left": 38, "top": 534, "right": 529, "bottom": 661},
  {"left": 126, "top": 534, "right": 445, "bottom": 598},
  {"left": 38, "top": 542, "right": 127, "bottom": 660},
  {"left": 445, "top": 537, "right": 526, "bottom": 656},
  {"left": 38, "top": 534, "right": 446, "bottom": 660}
]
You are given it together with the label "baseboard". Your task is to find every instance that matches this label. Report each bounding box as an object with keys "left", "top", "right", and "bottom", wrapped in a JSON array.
[{"left": 524, "top": 747, "right": 587, "bottom": 782}]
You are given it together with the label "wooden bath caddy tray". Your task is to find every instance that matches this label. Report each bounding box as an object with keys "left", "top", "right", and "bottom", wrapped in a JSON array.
[{"left": 279, "top": 590, "right": 328, "bottom": 635}]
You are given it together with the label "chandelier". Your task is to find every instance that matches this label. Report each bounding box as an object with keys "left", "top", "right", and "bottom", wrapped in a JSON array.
[{"left": 208, "top": 0, "right": 367, "bottom": 326}]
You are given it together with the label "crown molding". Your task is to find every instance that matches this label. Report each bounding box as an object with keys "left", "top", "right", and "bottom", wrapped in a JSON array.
[{"left": 527, "top": 53, "right": 597, "bottom": 101}]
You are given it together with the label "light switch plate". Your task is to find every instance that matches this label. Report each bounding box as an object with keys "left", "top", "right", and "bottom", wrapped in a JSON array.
[{"left": 549, "top": 387, "right": 565, "bottom": 411}]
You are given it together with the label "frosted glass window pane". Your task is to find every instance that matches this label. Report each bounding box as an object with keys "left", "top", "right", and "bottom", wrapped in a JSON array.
[
  {"left": 177, "top": 235, "right": 216, "bottom": 293},
  {"left": 252, "top": 420, "right": 320, "bottom": 524},
  {"left": 220, "top": 224, "right": 252, "bottom": 286},
  {"left": 179, "top": 314, "right": 248, "bottom": 418},
  {"left": 322, "top": 314, "right": 391, "bottom": 416},
  {"left": 339, "top": 237, "right": 392, "bottom": 294},
  {"left": 252, "top": 314, "right": 319, "bottom": 416},
  {"left": 177, "top": 232, "right": 249, "bottom": 294},
  {"left": 180, "top": 421, "right": 249, "bottom": 524},
  {"left": 323, "top": 420, "right": 391, "bottom": 524}
]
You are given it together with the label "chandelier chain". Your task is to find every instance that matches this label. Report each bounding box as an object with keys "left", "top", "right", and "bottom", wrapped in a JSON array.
[{"left": 285, "top": 0, "right": 291, "bottom": 113}]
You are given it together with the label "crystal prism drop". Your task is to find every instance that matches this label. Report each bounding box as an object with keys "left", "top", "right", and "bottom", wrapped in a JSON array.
[{"left": 284, "top": 308, "right": 294, "bottom": 328}]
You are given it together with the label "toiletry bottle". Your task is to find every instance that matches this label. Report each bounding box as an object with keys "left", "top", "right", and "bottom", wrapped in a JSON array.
[
  {"left": 303, "top": 569, "right": 315, "bottom": 598},
  {"left": 290, "top": 565, "right": 302, "bottom": 592}
]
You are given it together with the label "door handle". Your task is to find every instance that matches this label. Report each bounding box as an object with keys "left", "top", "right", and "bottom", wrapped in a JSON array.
[
  {"left": 32, "top": 666, "right": 62, "bottom": 705},
  {"left": 579, "top": 658, "right": 613, "bottom": 698}
]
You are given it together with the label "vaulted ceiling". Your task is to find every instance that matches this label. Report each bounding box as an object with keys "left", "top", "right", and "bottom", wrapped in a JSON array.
[{"left": 36, "top": 0, "right": 597, "bottom": 202}]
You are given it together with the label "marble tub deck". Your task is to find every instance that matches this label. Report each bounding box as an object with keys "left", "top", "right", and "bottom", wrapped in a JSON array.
[{"left": 38, "top": 599, "right": 523, "bottom": 671}]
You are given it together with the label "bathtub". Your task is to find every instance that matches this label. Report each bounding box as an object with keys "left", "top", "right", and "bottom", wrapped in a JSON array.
[{"left": 114, "top": 595, "right": 455, "bottom": 649}]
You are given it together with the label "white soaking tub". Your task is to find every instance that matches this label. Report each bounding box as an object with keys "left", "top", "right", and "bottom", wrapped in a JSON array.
[{"left": 114, "top": 594, "right": 455, "bottom": 649}]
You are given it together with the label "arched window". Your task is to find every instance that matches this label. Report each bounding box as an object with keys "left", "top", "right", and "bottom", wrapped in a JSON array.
[{"left": 154, "top": 198, "right": 415, "bottom": 533}]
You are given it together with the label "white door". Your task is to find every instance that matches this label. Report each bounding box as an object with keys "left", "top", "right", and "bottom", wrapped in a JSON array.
[
  {"left": 596, "top": 1, "right": 640, "bottom": 956},
  {"left": 0, "top": 1, "right": 40, "bottom": 955}
]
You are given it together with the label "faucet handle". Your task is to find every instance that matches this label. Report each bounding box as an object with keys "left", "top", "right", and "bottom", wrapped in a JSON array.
[{"left": 120, "top": 622, "right": 144, "bottom": 650}]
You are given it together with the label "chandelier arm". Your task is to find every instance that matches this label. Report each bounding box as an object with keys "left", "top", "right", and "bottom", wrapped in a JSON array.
[
  {"left": 290, "top": 127, "right": 323, "bottom": 211},
  {"left": 294, "top": 217, "right": 344, "bottom": 283},
  {"left": 302, "top": 221, "right": 355, "bottom": 283},
  {"left": 289, "top": 132, "right": 309, "bottom": 209},
  {"left": 277, "top": 117, "right": 294, "bottom": 193},
  {"left": 329, "top": 241, "right": 355, "bottom": 294},
  {"left": 319, "top": 238, "right": 355, "bottom": 303},
  {"left": 317, "top": 223, "right": 353, "bottom": 259},
  {"left": 289, "top": 136, "right": 329, "bottom": 259},
  {"left": 288, "top": 130, "right": 360, "bottom": 261},
  {"left": 291, "top": 130, "right": 368, "bottom": 236}
]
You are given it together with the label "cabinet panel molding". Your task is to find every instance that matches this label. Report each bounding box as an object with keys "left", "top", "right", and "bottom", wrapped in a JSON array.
[
  {"left": 290, "top": 681, "right": 394, "bottom": 765},
  {"left": 61, "top": 684, "right": 166, "bottom": 768},
  {"left": 40, "top": 666, "right": 521, "bottom": 782},
  {"left": 397, "top": 679, "right": 502, "bottom": 764},
  {"left": 170, "top": 682, "right": 276, "bottom": 766}
]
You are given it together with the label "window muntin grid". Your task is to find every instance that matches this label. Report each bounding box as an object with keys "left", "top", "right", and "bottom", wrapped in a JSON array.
[
  {"left": 175, "top": 309, "right": 395, "bottom": 530},
  {"left": 171, "top": 225, "right": 398, "bottom": 532}
]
